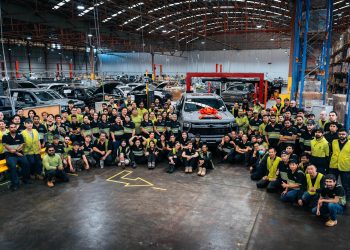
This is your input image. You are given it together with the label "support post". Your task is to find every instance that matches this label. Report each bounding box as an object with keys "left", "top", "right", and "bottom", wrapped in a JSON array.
[
  {"left": 291, "top": 0, "right": 302, "bottom": 100},
  {"left": 26, "top": 42, "right": 32, "bottom": 74},
  {"left": 346, "top": 67, "right": 350, "bottom": 132},
  {"left": 15, "top": 60, "right": 20, "bottom": 79},
  {"left": 220, "top": 64, "right": 223, "bottom": 73},
  {"left": 44, "top": 46, "right": 48, "bottom": 78},
  {"left": 298, "top": 0, "right": 310, "bottom": 108}
]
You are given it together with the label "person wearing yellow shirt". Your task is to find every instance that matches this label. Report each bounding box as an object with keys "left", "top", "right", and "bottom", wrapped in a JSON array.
[
  {"left": 131, "top": 108, "right": 143, "bottom": 135},
  {"left": 0, "top": 120, "right": 8, "bottom": 160},
  {"left": 299, "top": 164, "right": 324, "bottom": 207},
  {"left": 22, "top": 119, "right": 43, "bottom": 180},
  {"left": 137, "top": 102, "right": 148, "bottom": 117},
  {"left": 256, "top": 147, "right": 281, "bottom": 189},
  {"left": 329, "top": 129, "right": 350, "bottom": 201},
  {"left": 67, "top": 107, "right": 84, "bottom": 123},
  {"left": 235, "top": 109, "right": 249, "bottom": 134},
  {"left": 310, "top": 128, "right": 330, "bottom": 174}
]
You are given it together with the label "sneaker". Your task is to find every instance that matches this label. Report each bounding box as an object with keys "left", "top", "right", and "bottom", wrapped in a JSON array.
[
  {"left": 36, "top": 174, "right": 44, "bottom": 180},
  {"left": 131, "top": 162, "right": 137, "bottom": 169},
  {"left": 100, "top": 160, "right": 104, "bottom": 169},
  {"left": 185, "top": 167, "right": 189, "bottom": 173},
  {"left": 148, "top": 162, "right": 152, "bottom": 169},
  {"left": 197, "top": 167, "right": 203, "bottom": 176},
  {"left": 151, "top": 162, "right": 156, "bottom": 169},
  {"left": 121, "top": 163, "right": 126, "bottom": 169},
  {"left": 47, "top": 181, "right": 54, "bottom": 188},
  {"left": 201, "top": 168, "right": 206, "bottom": 177},
  {"left": 188, "top": 167, "right": 193, "bottom": 173},
  {"left": 325, "top": 220, "right": 337, "bottom": 227}
]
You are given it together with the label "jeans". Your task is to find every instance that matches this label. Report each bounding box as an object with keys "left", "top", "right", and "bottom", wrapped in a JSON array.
[
  {"left": 312, "top": 203, "right": 344, "bottom": 221},
  {"left": 281, "top": 189, "right": 300, "bottom": 203},
  {"left": 92, "top": 152, "right": 113, "bottom": 166},
  {"left": 46, "top": 169, "right": 69, "bottom": 182},
  {"left": 6, "top": 155, "right": 30, "bottom": 187},
  {"left": 26, "top": 154, "right": 42, "bottom": 176},
  {"left": 339, "top": 171, "right": 350, "bottom": 201},
  {"left": 112, "top": 140, "right": 121, "bottom": 157},
  {"left": 302, "top": 191, "right": 318, "bottom": 207}
]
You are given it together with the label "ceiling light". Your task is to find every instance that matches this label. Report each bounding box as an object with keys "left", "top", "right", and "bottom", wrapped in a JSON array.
[
  {"left": 162, "top": 30, "right": 167, "bottom": 33},
  {"left": 26, "top": 36, "right": 32, "bottom": 40},
  {"left": 77, "top": 5, "right": 85, "bottom": 10},
  {"left": 88, "top": 34, "right": 93, "bottom": 37},
  {"left": 256, "top": 25, "right": 262, "bottom": 28},
  {"left": 201, "top": 41, "right": 206, "bottom": 44},
  {"left": 346, "top": 2, "right": 350, "bottom": 5},
  {"left": 270, "top": 38, "right": 275, "bottom": 41}
]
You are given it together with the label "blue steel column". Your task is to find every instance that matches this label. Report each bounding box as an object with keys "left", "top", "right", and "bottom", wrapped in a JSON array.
[
  {"left": 298, "top": 0, "right": 311, "bottom": 108},
  {"left": 291, "top": 0, "right": 302, "bottom": 100},
  {"left": 322, "top": 0, "right": 333, "bottom": 105},
  {"left": 345, "top": 67, "right": 350, "bottom": 132}
]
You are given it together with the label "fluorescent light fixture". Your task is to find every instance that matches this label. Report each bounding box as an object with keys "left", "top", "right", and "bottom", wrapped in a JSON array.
[
  {"left": 162, "top": 30, "right": 167, "bottom": 33},
  {"left": 201, "top": 41, "right": 206, "bottom": 44},
  {"left": 77, "top": 5, "right": 85, "bottom": 10},
  {"left": 270, "top": 38, "right": 275, "bottom": 41},
  {"left": 52, "top": 0, "right": 71, "bottom": 10},
  {"left": 256, "top": 25, "right": 262, "bottom": 28},
  {"left": 88, "top": 34, "right": 93, "bottom": 37},
  {"left": 26, "top": 36, "right": 32, "bottom": 40}
]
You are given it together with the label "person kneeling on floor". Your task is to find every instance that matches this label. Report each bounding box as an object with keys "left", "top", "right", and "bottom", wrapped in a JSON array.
[
  {"left": 299, "top": 164, "right": 324, "bottom": 208},
  {"left": 167, "top": 142, "right": 182, "bottom": 174},
  {"left": 256, "top": 147, "right": 281, "bottom": 188},
  {"left": 42, "top": 145, "right": 69, "bottom": 188},
  {"left": 92, "top": 132, "right": 113, "bottom": 168},
  {"left": 280, "top": 159, "right": 306, "bottom": 204},
  {"left": 145, "top": 140, "right": 159, "bottom": 169},
  {"left": 312, "top": 174, "right": 346, "bottom": 227},
  {"left": 67, "top": 141, "right": 90, "bottom": 173},
  {"left": 197, "top": 144, "right": 213, "bottom": 177},
  {"left": 182, "top": 141, "right": 199, "bottom": 174},
  {"left": 116, "top": 140, "right": 131, "bottom": 169}
]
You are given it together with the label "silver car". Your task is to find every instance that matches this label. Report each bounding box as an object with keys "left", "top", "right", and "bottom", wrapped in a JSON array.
[
  {"left": 10, "top": 88, "right": 85, "bottom": 110},
  {"left": 176, "top": 93, "right": 236, "bottom": 144}
]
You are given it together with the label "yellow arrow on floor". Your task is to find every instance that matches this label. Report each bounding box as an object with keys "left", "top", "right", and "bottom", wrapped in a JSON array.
[{"left": 106, "top": 170, "right": 154, "bottom": 187}]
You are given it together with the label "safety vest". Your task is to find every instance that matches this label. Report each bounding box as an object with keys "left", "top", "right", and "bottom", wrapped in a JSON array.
[
  {"left": 267, "top": 156, "right": 281, "bottom": 181},
  {"left": 0, "top": 129, "right": 8, "bottom": 154},
  {"left": 146, "top": 138, "right": 157, "bottom": 148},
  {"left": 235, "top": 116, "right": 249, "bottom": 132},
  {"left": 97, "top": 139, "right": 110, "bottom": 152},
  {"left": 142, "top": 121, "right": 154, "bottom": 133},
  {"left": 22, "top": 129, "right": 41, "bottom": 155},
  {"left": 311, "top": 137, "right": 329, "bottom": 158},
  {"left": 259, "top": 123, "right": 268, "bottom": 136},
  {"left": 123, "top": 125, "right": 133, "bottom": 134},
  {"left": 266, "top": 125, "right": 280, "bottom": 140},
  {"left": 306, "top": 173, "right": 323, "bottom": 195},
  {"left": 330, "top": 139, "right": 350, "bottom": 171},
  {"left": 273, "top": 104, "right": 283, "bottom": 115},
  {"left": 318, "top": 119, "right": 328, "bottom": 130},
  {"left": 132, "top": 147, "right": 144, "bottom": 157},
  {"left": 113, "top": 128, "right": 124, "bottom": 136}
]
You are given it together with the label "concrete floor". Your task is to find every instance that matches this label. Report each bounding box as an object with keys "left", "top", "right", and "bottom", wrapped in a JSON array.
[{"left": 0, "top": 163, "right": 349, "bottom": 250}]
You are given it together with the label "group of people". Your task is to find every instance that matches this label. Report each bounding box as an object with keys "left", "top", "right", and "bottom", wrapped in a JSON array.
[
  {"left": 0, "top": 95, "right": 348, "bottom": 227},
  {"left": 0, "top": 96, "right": 214, "bottom": 191},
  {"left": 219, "top": 97, "right": 348, "bottom": 227}
]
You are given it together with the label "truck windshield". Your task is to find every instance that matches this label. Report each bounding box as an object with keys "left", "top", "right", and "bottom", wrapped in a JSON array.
[
  {"left": 34, "top": 91, "right": 55, "bottom": 101},
  {"left": 184, "top": 98, "right": 226, "bottom": 112}
]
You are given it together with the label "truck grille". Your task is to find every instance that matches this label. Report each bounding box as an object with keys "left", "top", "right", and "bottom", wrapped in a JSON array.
[{"left": 189, "top": 123, "right": 232, "bottom": 135}]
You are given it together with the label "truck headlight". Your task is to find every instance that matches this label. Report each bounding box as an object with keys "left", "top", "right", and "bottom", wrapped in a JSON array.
[{"left": 183, "top": 122, "right": 191, "bottom": 128}]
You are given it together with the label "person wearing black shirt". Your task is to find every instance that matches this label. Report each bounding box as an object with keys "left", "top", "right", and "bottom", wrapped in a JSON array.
[
  {"left": 68, "top": 115, "right": 82, "bottom": 143},
  {"left": 98, "top": 114, "right": 110, "bottom": 138},
  {"left": 279, "top": 119, "right": 297, "bottom": 153},
  {"left": 192, "top": 134, "right": 203, "bottom": 152},
  {"left": 129, "top": 136, "right": 146, "bottom": 167},
  {"left": 168, "top": 114, "right": 181, "bottom": 140},
  {"left": 294, "top": 115, "right": 307, "bottom": 155},
  {"left": 167, "top": 142, "right": 182, "bottom": 173},
  {"left": 92, "top": 132, "right": 113, "bottom": 168},
  {"left": 300, "top": 121, "right": 315, "bottom": 154},
  {"left": 179, "top": 131, "right": 190, "bottom": 149},
  {"left": 108, "top": 108, "right": 119, "bottom": 124},
  {"left": 110, "top": 116, "right": 124, "bottom": 157},
  {"left": 280, "top": 159, "right": 306, "bottom": 204},
  {"left": 145, "top": 140, "right": 159, "bottom": 169},
  {"left": 324, "top": 122, "right": 339, "bottom": 154},
  {"left": 267, "top": 151, "right": 290, "bottom": 193},
  {"left": 217, "top": 135, "right": 235, "bottom": 163},
  {"left": 312, "top": 174, "right": 346, "bottom": 227},
  {"left": 234, "top": 134, "right": 251, "bottom": 164},
  {"left": 116, "top": 140, "right": 131, "bottom": 169},
  {"left": 67, "top": 142, "right": 90, "bottom": 172},
  {"left": 156, "top": 134, "right": 168, "bottom": 162},
  {"left": 51, "top": 135, "right": 64, "bottom": 155},
  {"left": 182, "top": 141, "right": 198, "bottom": 173},
  {"left": 81, "top": 135, "right": 96, "bottom": 168},
  {"left": 324, "top": 111, "right": 343, "bottom": 132},
  {"left": 264, "top": 115, "right": 282, "bottom": 149},
  {"left": 80, "top": 115, "right": 92, "bottom": 139},
  {"left": 197, "top": 144, "right": 213, "bottom": 177},
  {"left": 123, "top": 115, "right": 135, "bottom": 142},
  {"left": 154, "top": 114, "right": 167, "bottom": 139},
  {"left": 2, "top": 123, "right": 31, "bottom": 191},
  {"left": 90, "top": 113, "right": 100, "bottom": 139}
]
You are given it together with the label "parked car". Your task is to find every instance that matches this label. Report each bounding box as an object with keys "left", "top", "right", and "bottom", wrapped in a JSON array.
[
  {"left": 86, "top": 82, "right": 127, "bottom": 106},
  {"left": 129, "top": 84, "right": 172, "bottom": 102},
  {"left": 61, "top": 86, "right": 96, "bottom": 104},
  {"left": 0, "top": 96, "right": 16, "bottom": 117},
  {"left": 2, "top": 80, "right": 39, "bottom": 91},
  {"left": 221, "top": 82, "right": 255, "bottom": 105},
  {"left": 10, "top": 88, "right": 84, "bottom": 110},
  {"left": 37, "top": 83, "right": 68, "bottom": 92},
  {"left": 176, "top": 93, "right": 236, "bottom": 144}
]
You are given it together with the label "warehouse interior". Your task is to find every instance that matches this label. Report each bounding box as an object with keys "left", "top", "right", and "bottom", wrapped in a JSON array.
[{"left": 1, "top": 0, "right": 350, "bottom": 249}]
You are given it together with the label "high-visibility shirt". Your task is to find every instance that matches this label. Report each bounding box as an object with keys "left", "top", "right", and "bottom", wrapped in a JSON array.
[
  {"left": 306, "top": 173, "right": 323, "bottom": 195},
  {"left": 311, "top": 137, "right": 329, "bottom": 158},
  {"left": 330, "top": 139, "right": 350, "bottom": 171},
  {"left": 0, "top": 129, "right": 8, "bottom": 154},
  {"left": 22, "top": 129, "right": 41, "bottom": 155},
  {"left": 267, "top": 156, "right": 281, "bottom": 181},
  {"left": 259, "top": 122, "right": 268, "bottom": 136}
]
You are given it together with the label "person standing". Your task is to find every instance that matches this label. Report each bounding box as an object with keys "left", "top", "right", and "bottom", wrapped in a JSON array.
[
  {"left": 42, "top": 145, "right": 69, "bottom": 187},
  {"left": 310, "top": 128, "right": 329, "bottom": 174},
  {"left": 312, "top": 174, "right": 346, "bottom": 227},
  {"left": 324, "top": 111, "right": 342, "bottom": 132},
  {"left": 329, "top": 129, "right": 350, "bottom": 201},
  {"left": 22, "top": 119, "right": 43, "bottom": 180},
  {"left": 2, "top": 123, "right": 31, "bottom": 191},
  {"left": 264, "top": 114, "right": 282, "bottom": 149}
]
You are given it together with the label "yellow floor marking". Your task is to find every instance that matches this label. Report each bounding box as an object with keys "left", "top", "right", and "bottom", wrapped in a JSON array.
[
  {"left": 152, "top": 187, "right": 167, "bottom": 191},
  {"left": 106, "top": 170, "right": 154, "bottom": 187},
  {"left": 0, "top": 181, "right": 10, "bottom": 186}
]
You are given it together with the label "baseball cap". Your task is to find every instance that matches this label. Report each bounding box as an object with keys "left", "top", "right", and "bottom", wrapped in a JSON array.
[
  {"left": 281, "top": 150, "right": 288, "bottom": 155},
  {"left": 288, "top": 159, "right": 298, "bottom": 164}
]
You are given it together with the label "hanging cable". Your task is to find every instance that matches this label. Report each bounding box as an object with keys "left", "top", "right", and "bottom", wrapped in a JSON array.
[{"left": 0, "top": 0, "right": 15, "bottom": 115}]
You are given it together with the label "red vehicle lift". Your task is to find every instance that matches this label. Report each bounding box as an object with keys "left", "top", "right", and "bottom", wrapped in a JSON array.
[{"left": 185, "top": 72, "right": 266, "bottom": 107}]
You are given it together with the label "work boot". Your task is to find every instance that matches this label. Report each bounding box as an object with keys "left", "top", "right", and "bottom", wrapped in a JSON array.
[
  {"left": 47, "top": 181, "right": 54, "bottom": 188},
  {"left": 325, "top": 220, "right": 337, "bottom": 227},
  {"left": 121, "top": 162, "right": 126, "bottom": 169},
  {"left": 100, "top": 160, "right": 104, "bottom": 169},
  {"left": 188, "top": 167, "right": 193, "bottom": 173},
  {"left": 185, "top": 167, "right": 189, "bottom": 173},
  {"left": 167, "top": 164, "right": 175, "bottom": 173},
  {"left": 201, "top": 168, "right": 206, "bottom": 177},
  {"left": 197, "top": 167, "right": 203, "bottom": 176},
  {"left": 36, "top": 174, "right": 44, "bottom": 180}
]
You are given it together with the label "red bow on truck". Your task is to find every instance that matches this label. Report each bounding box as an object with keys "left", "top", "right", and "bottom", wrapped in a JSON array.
[{"left": 198, "top": 107, "right": 222, "bottom": 119}]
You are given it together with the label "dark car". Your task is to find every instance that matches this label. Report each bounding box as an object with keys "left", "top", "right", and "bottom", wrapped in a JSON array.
[
  {"left": 86, "top": 82, "right": 126, "bottom": 107},
  {"left": 61, "top": 86, "right": 96, "bottom": 104},
  {"left": 221, "top": 83, "right": 254, "bottom": 105}
]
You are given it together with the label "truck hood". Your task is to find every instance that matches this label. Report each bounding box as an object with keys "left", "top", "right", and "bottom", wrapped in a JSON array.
[
  {"left": 182, "top": 110, "right": 235, "bottom": 123},
  {"left": 42, "top": 98, "right": 84, "bottom": 106}
]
